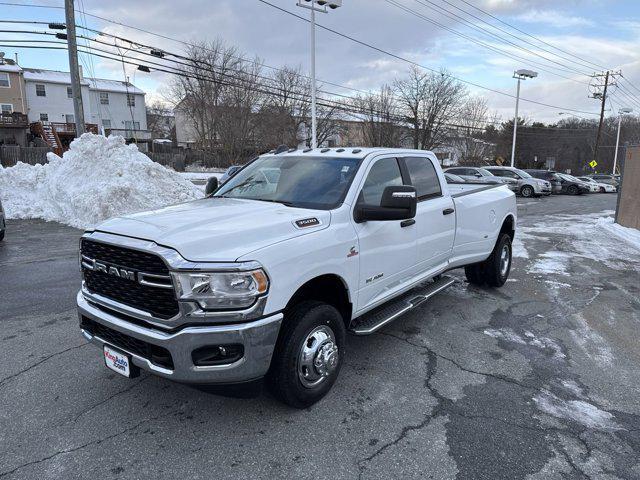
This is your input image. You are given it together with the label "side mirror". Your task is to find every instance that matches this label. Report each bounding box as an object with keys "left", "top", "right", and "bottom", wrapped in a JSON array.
[
  {"left": 354, "top": 185, "right": 417, "bottom": 223},
  {"left": 205, "top": 176, "right": 219, "bottom": 196}
]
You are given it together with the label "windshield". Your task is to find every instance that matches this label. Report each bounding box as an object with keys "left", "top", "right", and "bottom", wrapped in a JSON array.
[
  {"left": 214, "top": 155, "right": 360, "bottom": 209},
  {"left": 514, "top": 169, "right": 532, "bottom": 178}
]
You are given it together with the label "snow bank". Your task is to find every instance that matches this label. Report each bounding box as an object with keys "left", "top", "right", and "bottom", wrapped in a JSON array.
[
  {"left": 596, "top": 217, "right": 640, "bottom": 250},
  {"left": 0, "top": 134, "right": 203, "bottom": 229}
]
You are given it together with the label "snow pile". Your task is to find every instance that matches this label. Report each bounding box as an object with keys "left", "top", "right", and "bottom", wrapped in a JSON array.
[{"left": 0, "top": 134, "right": 203, "bottom": 229}]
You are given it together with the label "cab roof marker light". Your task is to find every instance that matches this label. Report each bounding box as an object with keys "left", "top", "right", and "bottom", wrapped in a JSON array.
[{"left": 321, "top": 148, "right": 330, "bottom": 153}]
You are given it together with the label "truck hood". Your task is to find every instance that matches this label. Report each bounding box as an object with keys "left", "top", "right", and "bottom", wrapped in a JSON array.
[{"left": 94, "top": 197, "right": 330, "bottom": 262}]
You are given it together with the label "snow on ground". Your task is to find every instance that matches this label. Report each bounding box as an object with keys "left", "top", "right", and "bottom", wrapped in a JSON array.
[
  {"left": 523, "top": 210, "right": 640, "bottom": 273},
  {"left": 483, "top": 328, "right": 565, "bottom": 359},
  {"left": 533, "top": 389, "right": 620, "bottom": 430},
  {"left": 528, "top": 251, "right": 572, "bottom": 276},
  {"left": 178, "top": 171, "right": 223, "bottom": 183},
  {"left": 0, "top": 134, "right": 203, "bottom": 229},
  {"left": 597, "top": 216, "right": 640, "bottom": 249}
]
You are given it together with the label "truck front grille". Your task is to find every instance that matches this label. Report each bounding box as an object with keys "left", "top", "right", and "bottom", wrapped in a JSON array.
[
  {"left": 81, "top": 239, "right": 180, "bottom": 319},
  {"left": 81, "top": 316, "right": 174, "bottom": 369}
]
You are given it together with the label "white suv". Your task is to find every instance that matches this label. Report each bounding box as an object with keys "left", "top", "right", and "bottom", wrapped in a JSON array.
[{"left": 484, "top": 166, "right": 551, "bottom": 198}]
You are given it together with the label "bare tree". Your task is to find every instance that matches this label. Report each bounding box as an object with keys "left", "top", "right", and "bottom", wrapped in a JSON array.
[
  {"left": 258, "top": 65, "right": 341, "bottom": 148},
  {"left": 352, "top": 85, "right": 404, "bottom": 147},
  {"left": 454, "top": 96, "right": 495, "bottom": 165},
  {"left": 168, "top": 40, "right": 243, "bottom": 151},
  {"left": 216, "top": 58, "right": 265, "bottom": 162},
  {"left": 146, "top": 100, "right": 174, "bottom": 141},
  {"left": 394, "top": 67, "right": 467, "bottom": 150}
]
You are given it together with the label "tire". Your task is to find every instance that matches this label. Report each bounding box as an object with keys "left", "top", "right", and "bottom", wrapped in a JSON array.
[
  {"left": 268, "top": 301, "right": 345, "bottom": 408},
  {"left": 567, "top": 185, "right": 579, "bottom": 195},
  {"left": 520, "top": 185, "right": 534, "bottom": 197},
  {"left": 464, "top": 264, "right": 485, "bottom": 286},
  {"left": 482, "top": 234, "right": 512, "bottom": 287},
  {"left": 464, "top": 234, "right": 512, "bottom": 288},
  {"left": 599, "top": 187, "right": 605, "bottom": 193}
]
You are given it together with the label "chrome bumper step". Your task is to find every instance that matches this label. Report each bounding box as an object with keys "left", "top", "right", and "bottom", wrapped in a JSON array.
[{"left": 349, "top": 276, "right": 456, "bottom": 335}]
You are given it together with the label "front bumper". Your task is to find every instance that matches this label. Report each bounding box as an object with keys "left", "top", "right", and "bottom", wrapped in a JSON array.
[{"left": 78, "top": 291, "right": 282, "bottom": 384}]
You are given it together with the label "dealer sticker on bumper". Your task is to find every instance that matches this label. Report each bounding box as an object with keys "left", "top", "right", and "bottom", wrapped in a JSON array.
[{"left": 103, "top": 345, "right": 131, "bottom": 377}]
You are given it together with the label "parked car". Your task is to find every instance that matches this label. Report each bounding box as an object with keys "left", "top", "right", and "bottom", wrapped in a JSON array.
[
  {"left": 523, "top": 170, "right": 563, "bottom": 194},
  {"left": 0, "top": 198, "right": 5, "bottom": 241},
  {"left": 555, "top": 173, "right": 591, "bottom": 195},
  {"left": 444, "top": 172, "right": 466, "bottom": 183},
  {"left": 77, "top": 147, "right": 517, "bottom": 408},
  {"left": 219, "top": 165, "right": 242, "bottom": 185},
  {"left": 444, "top": 166, "right": 518, "bottom": 191},
  {"left": 484, "top": 166, "right": 552, "bottom": 197},
  {"left": 588, "top": 174, "right": 619, "bottom": 187},
  {"left": 576, "top": 176, "right": 616, "bottom": 193}
]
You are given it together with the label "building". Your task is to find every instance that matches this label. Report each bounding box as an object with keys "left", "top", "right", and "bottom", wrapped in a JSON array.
[
  {"left": 0, "top": 60, "right": 29, "bottom": 146},
  {"left": 22, "top": 67, "right": 148, "bottom": 142}
]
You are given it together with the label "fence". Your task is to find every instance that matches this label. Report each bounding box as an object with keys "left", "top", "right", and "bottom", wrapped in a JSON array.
[
  {"left": 0, "top": 144, "right": 241, "bottom": 171},
  {"left": 0, "top": 146, "right": 52, "bottom": 167}
]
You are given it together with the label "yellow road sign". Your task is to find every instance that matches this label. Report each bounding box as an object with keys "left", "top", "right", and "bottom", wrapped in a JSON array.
[{"left": 589, "top": 160, "right": 598, "bottom": 168}]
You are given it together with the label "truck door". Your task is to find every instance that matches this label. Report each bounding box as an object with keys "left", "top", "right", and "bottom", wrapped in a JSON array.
[
  {"left": 400, "top": 156, "right": 455, "bottom": 273},
  {"left": 352, "top": 156, "right": 417, "bottom": 311}
]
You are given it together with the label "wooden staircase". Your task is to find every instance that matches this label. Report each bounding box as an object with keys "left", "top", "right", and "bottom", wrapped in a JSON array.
[{"left": 31, "top": 122, "right": 63, "bottom": 156}]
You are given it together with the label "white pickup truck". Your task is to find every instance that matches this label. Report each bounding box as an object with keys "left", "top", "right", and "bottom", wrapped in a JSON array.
[{"left": 77, "top": 148, "right": 516, "bottom": 407}]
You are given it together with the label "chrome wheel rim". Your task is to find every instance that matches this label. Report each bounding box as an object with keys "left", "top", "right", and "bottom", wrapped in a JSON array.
[
  {"left": 500, "top": 244, "right": 511, "bottom": 277},
  {"left": 522, "top": 187, "right": 532, "bottom": 197},
  {"left": 298, "top": 325, "right": 338, "bottom": 388}
]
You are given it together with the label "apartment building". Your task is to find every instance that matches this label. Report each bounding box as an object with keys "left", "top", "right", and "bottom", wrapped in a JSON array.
[{"left": 0, "top": 61, "right": 28, "bottom": 145}]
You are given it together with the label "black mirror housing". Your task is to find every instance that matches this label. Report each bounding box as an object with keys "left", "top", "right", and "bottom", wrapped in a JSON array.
[
  {"left": 355, "top": 185, "right": 417, "bottom": 223},
  {"left": 205, "top": 176, "right": 219, "bottom": 196}
]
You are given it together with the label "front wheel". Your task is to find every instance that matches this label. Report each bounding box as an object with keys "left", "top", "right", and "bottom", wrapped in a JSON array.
[
  {"left": 567, "top": 185, "right": 579, "bottom": 195},
  {"left": 268, "top": 301, "right": 345, "bottom": 408},
  {"left": 520, "top": 185, "right": 534, "bottom": 197}
]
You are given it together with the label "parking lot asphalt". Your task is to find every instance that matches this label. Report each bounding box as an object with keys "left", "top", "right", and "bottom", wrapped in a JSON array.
[{"left": 1, "top": 194, "right": 638, "bottom": 480}]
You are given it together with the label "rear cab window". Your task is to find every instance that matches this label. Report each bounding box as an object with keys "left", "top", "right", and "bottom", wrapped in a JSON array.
[{"left": 402, "top": 157, "right": 442, "bottom": 201}]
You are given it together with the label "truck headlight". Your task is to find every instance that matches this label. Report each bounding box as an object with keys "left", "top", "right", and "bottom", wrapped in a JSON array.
[{"left": 175, "top": 269, "right": 269, "bottom": 310}]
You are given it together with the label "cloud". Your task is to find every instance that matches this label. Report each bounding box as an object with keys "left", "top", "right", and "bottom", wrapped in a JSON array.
[{"left": 516, "top": 9, "right": 594, "bottom": 28}]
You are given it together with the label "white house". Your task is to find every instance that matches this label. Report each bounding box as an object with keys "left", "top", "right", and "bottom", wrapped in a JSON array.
[{"left": 22, "top": 68, "right": 148, "bottom": 139}]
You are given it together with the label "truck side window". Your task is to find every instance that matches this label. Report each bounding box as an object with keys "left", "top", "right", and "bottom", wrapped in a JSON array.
[
  {"left": 403, "top": 157, "right": 441, "bottom": 200},
  {"left": 360, "top": 157, "right": 403, "bottom": 206}
]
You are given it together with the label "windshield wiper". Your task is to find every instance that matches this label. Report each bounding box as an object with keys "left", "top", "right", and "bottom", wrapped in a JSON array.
[{"left": 252, "top": 198, "right": 296, "bottom": 207}]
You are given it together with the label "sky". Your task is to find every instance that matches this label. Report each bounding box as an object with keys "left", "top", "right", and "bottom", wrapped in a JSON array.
[{"left": 2, "top": 0, "right": 640, "bottom": 123}]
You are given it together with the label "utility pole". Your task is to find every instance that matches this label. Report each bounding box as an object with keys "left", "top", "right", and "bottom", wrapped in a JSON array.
[
  {"left": 592, "top": 71, "right": 609, "bottom": 167},
  {"left": 590, "top": 70, "right": 621, "bottom": 168},
  {"left": 64, "top": 0, "right": 85, "bottom": 136}
]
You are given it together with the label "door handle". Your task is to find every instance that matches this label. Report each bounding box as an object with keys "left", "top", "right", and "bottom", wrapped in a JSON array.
[
  {"left": 442, "top": 208, "right": 455, "bottom": 215},
  {"left": 400, "top": 219, "right": 415, "bottom": 227}
]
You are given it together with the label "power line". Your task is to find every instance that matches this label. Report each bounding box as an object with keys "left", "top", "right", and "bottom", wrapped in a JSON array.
[
  {"left": 256, "top": 0, "right": 600, "bottom": 116},
  {"left": 419, "top": 0, "right": 607, "bottom": 74},
  {"left": 390, "top": 0, "right": 592, "bottom": 80},
  {"left": 454, "top": 0, "right": 611, "bottom": 72},
  {"left": 0, "top": 3, "right": 603, "bottom": 116}
]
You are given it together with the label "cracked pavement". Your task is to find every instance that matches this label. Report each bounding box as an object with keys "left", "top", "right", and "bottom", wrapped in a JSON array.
[{"left": 1, "top": 195, "right": 639, "bottom": 479}]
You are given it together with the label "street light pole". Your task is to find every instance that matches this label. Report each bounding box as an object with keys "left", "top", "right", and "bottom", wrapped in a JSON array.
[
  {"left": 296, "top": 1, "right": 342, "bottom": 149},
  {"left": 510, "top": 77, "right": 521, "bottom": 168},
  {"left": 613, "top": 107, "right": 632, "bottom": 175},
  {"left": 510, "top": 69, "right": 537, "bottom": 168},
  {"left": 310, "top": 4, "right": 317, "bottom": 149}
]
